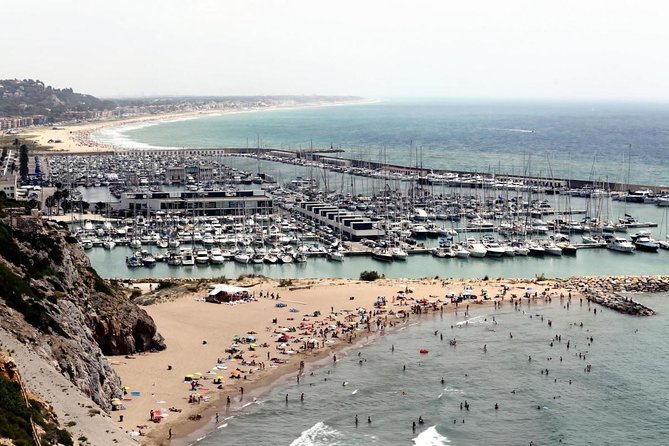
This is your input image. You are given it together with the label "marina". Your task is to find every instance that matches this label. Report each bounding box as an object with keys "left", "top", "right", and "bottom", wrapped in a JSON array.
[{"left": 34, "top": 141, "right": 669, "bottom": 279}]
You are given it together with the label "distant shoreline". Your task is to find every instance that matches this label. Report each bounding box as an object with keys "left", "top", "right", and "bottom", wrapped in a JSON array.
[{"left": 19, "top": 97, "right": 377, "bottom": 154}]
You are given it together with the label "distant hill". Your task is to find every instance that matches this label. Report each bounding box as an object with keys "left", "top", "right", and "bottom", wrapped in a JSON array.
[
  {"left": 0, "top": 79, "right": 115, "bottom": 121},
  {"left": 0, "top": 79, "right": 364, "bottom": 125}
]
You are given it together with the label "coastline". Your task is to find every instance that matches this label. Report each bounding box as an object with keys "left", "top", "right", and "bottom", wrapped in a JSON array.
[
  {"left": 18, "top": 98, "right": 378, "bottom": 154},
  {"left": 110, "top": 276, "right": 577, "bottom": 445}
]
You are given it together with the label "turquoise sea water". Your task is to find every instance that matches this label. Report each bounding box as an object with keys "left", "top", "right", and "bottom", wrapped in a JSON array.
[
  {"left": 100, "top": 99, "right": 669, "bottom": 185},
  {"left": 184, "top": 292, "right": 669, "bottom": 446}
]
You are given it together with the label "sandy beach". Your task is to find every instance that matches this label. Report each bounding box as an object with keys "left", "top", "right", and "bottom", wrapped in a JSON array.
[{"left": 109, "top": 276, "right": 575, "bottom": 445}]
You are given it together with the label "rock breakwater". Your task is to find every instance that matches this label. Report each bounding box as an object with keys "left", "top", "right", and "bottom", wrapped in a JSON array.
[{"left": 562, "top": 275, "right": 669, "bottom": 316}]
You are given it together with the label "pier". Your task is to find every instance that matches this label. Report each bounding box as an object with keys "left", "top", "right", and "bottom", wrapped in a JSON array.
[{"left": 40, "top": 146, "right": 667, "bottom": 192}]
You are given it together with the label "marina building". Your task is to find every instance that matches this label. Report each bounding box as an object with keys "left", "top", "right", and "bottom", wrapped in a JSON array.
[
  {"left": 295, "top": 201, "right": 385, "bottom": 241},
  {"left": 164, "top": 165, "right": 214, "bottom": 184},
  {"left": 116, "top": 189, "right": 273, "bottom": 216},
  {"left": 0, "top": 174, "right": 17, "bottom": 199}
]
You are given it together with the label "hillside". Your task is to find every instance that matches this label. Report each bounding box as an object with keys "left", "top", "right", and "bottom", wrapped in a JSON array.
[
  {"left": 0, "top": 79, "right": 115, "bottom": 121},
  {"left": 0, "top": 198, "right": 165, "bottom": 444}
]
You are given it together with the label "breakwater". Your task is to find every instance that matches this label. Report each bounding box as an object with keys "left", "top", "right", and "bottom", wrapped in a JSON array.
[
  {"left": 562, "top": 275, "right": 669, "bottom": 315},
  {"left": 42, "top": 146, "right": 664, "bottom": 192}
]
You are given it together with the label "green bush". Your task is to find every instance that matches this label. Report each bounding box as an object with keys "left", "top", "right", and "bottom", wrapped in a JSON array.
[
  {"left": 359, "top": 270, "right": 381, "bottom": 281},
  {"left": 0, "top": 375, "right": 34, "bottom": 446},
  {"left": 155, "top": 281, "right": 177, "bottom": 291}
]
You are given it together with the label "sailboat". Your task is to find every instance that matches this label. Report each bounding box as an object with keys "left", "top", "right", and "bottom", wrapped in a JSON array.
[{"left": 658, "top": 208, "right": 669, "bottom": 250}]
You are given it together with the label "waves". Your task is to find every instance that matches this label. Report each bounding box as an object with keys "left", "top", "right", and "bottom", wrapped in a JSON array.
[
  {"left": 289, "top": 421, "right": 343, "bottom": 446},
  {"left": 412, "top": 426, "right": 450, "bottom": 445}
]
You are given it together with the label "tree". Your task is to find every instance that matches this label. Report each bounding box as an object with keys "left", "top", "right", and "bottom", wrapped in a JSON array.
[
  {"left": 19, "top": 144, "right": 29, "bottom": 179},
  {"left": 359, "top": 270, "right": 381, "bottom": 281}
]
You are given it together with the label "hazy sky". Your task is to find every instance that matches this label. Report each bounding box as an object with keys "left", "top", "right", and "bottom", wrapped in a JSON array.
[{"left": 4, "top": 0, "right": 669, "bottom": 100}]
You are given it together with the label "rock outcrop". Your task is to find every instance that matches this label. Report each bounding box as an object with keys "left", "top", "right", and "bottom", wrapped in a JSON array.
[{"left": 0, "top": 214, "right": 165, "bottom": 411}]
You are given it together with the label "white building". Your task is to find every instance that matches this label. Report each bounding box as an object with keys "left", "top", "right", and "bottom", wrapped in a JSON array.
[
  {"left": 0, "top": 174, "right": 17, "bottom": 199},
  {"left": 116, "top": 189, "right": 273, "bottom": 216}
]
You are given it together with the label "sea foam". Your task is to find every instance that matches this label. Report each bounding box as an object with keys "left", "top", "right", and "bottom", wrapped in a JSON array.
[
  {"left": 289, "top": 421, "right": 342, "bottom": 446},
  {"left": 412, "top": 426, "right": 450, "bottom": 445}
]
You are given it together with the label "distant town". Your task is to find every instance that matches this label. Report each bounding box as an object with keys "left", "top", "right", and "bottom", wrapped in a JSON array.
[{"left": 0, "top": 78, "right": 361, "bottom": 131}]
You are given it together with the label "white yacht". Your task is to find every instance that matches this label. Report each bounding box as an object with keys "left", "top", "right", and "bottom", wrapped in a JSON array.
[
  {"left": 328, "top": 250, "right": 345, "bottom": 262},
  {"left": 512, "top": 243, "right": 530, "bottom": 256},
  {"left": 233, "top": 251, "right": 251, "bottom": 264},
  {"left": 167, "top": 252, "right": 182, "bottom": 266},
  {"left": 372, "top": 247, "right": 394, "bottom": 262},
  {"left": 543, "top": 242, "right": 563, "bottom": 256},
  {"left": 391, "top": 247, "right": 409, "bottom": 260},
  {"left": 483, "top": 241, "right": 506, "bottom": 257},
  {"left": 454, "top": 245, "right": 471, "bottom": 258},
  {"left": 181, "top": 250, "right": 195, "bottom": 266},
  {"left": 431, "top": 247, "right": 453, "bottom": 258},
  {"left": 465, "top": 238, "right": 487, "bottom": 258},
  {"left": 264, "top": 254, "right": 279, "bottom": 264},
  {"left": 195, "top": 250, "right": 210, "bottom": 264},
  {"left": 527, "top": 242, "right": 546, "bottom": 256},
  {"left": 633, "top": 236, "right": 659, "bottom": 252},
  {"left": 606, "top": 237, "right": 635, "bottom": 253},
  {"left": 279, "top": 253, "right": 294, "bottom": 263},
  {"left": 209, "top": 248, "right": 225, "bottom": 264}
]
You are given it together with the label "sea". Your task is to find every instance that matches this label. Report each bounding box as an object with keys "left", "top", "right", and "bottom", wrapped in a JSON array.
[
  {"left": 95, "top": 99, "right": 669, "bottom": 186},
  {"left": 185, "top": 292, "right": 669, "bottom": 446},
  {"left": 90, "top": 100, "right": 669, "bottom": 445}
]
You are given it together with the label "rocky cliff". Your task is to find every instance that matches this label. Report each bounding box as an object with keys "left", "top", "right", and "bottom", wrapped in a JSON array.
[{"left": 0, "top": 213, "right": 165, "bottom": 411}]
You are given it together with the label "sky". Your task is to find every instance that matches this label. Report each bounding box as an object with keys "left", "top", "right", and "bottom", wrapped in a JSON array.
[{"left": 3, "top": 0, "right": 669, "bottom": 100}]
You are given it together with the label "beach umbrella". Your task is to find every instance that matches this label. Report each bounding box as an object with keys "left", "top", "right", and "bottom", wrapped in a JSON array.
[
  {"left": 216, "top": 376, "right": 224, "bottom": 380},
  {"left": 111, "top": 398, "right": 122, "bottom": 406}
]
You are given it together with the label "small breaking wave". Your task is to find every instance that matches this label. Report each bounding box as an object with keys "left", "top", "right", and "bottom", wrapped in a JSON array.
[
  {"left": 289, "top": 421, "right": 342, "bottom": 446},
  {"left": 455, "top": 315, "right": 489, "bottom": 326},
  {"left": 489, "top": 127, "right": 535, "bottom": 133},
  {"left": 412, "top": 425, "right": 450, "bottom": 445}
]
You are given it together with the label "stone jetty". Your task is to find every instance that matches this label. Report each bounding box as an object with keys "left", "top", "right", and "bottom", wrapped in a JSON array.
[{"left": 562, "top": 275, "right": 669, "bottom": 316}]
